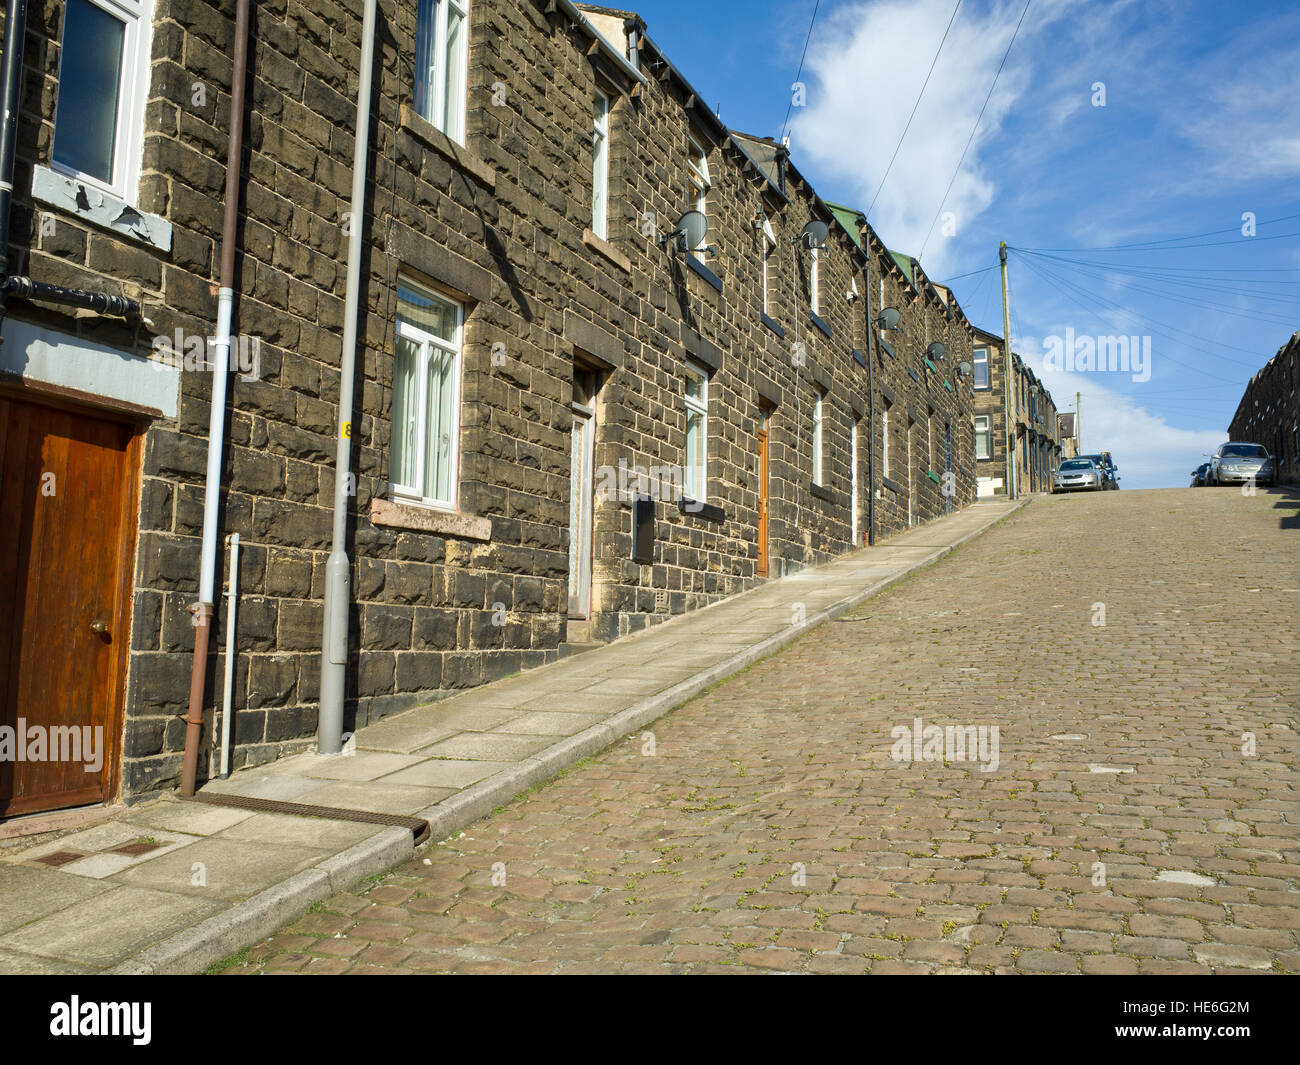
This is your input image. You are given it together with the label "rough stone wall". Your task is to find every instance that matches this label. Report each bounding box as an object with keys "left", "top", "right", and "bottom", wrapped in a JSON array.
[
  {"left": 3, "top": 0, "right": 982, "bottom": 802},
  {"left": 1229, "top": 331, "right": 1300, "bottom": 484}
]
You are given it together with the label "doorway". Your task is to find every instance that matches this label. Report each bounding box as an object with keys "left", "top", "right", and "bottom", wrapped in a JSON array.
[
  {"left": 906, "top": 416, "right": 915, "bottom": 527},
  {"left": 756, "top": 409, "right": 771, "bottom": 577},
  {"left": 0, "top": 391, "right": 138, "bottom": 816},
  {"left": 568, "top": 367, "right": 597, "bottom": 619},
  {"left": 850, "top": 416, "right": 860, "bottom": 545}
]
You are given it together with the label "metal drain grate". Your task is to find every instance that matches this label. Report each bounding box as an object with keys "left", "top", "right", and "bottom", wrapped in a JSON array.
[{"left": 188, "top": 792, "right": 430, "bottom": 845}]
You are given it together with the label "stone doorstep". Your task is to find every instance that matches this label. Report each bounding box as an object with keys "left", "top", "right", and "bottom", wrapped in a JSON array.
[{"left": 1, "top": 498, "right": 1024, "bottom": 975}]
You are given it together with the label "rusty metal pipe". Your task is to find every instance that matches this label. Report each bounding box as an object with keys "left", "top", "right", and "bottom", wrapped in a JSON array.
[{"left": 182, "top": 0, "right": 251, "bottom": 796}]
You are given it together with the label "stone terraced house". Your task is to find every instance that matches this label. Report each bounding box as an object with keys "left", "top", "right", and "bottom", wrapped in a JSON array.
[
  {"left": 970, "top": 324, "right": 1063, "bottom": 496},
  {"left": 0, "top": 0, "right": 980, "bottom": 816},
  {"left": 1228, "top": 330, "right": 1300, "bottom": 486}
]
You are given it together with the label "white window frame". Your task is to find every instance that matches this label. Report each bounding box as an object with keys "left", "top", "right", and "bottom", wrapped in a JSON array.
[
  {"left": 809, "top": 245, "right": 820, "bottom": 316},
  {"left": 882, "top": 402, "right": 891, "bottom": 478},
  {"left": 975, "top": 415, "right": 992, "bottom": 460},
  {"left": 761, "top": 216, "right": 776, "bottom": 315},
  {"left": 973, "top": 346, "right": 989, "bottom": 389},
  {"left": 415, "top": 0, "right": 470, "bottom": 144},
  {"left": 591, "top": 89, "right": 610, "bottom": 239},
  {"left": 683, "top": 361, "right": 709, "bottom": 501},
  {"left": 390, "top": 281, "right": 464, "bottom": 511},
  {"left": 850, "top": 418, "right": 859, "bottom": 544},
  {"left": 52, "top": 0, "right": 152, "bottom": 205},
  {"left": 687, "top": 136, "right": 710, "bottom": 252},
  {"left": 812, "top": 390, "right": 825, "bottom": 485}
]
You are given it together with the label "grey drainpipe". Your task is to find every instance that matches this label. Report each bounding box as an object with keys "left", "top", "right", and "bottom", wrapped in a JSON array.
[
  {"left": 624, "top": 20, "right": 641, "bottom": 70},
  {"left": 318, "top": 0, "right": 378, "bottom": 756}
]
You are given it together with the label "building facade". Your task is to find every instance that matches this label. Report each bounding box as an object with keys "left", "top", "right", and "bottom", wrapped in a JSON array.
[
  {"left": 1228, "top": 330, "right": 1300, "bottom": 485},
  {"left": 0, "top": 0, "right": 979, "bottom": 815},
  {"left": 969, "top": 325, "right": 1062, "bottom": 496}
]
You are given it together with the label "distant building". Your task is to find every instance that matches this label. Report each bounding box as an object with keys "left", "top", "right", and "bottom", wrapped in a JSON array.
[
  {"left": 1057, "top": 412, "right": 1079, "bottom": 458},
  {"left": 969, "top": 326, "right": 1063, "bottom": 495},
  {"left": 1228, "top": 330, "right": 1300, "bottom": 485}
]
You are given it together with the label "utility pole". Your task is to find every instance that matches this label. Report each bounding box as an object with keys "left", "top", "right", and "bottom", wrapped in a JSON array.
[
  {"left": 1076, "top": 391, "right": 1082, "bottom": 454},
  {"left": 999, "top": 242, "right": 1016, "bottom": 499}
]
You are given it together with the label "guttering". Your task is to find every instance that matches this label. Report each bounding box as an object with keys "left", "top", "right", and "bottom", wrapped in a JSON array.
[
  {"left": 555, "top": 1, "right": 647, "bottom": 86},
  {"left": 318, "top": 0, "right": 379, "bottom": 756},
  {"left": 181, "top": 0, "right": 251, "bottom": 796}
]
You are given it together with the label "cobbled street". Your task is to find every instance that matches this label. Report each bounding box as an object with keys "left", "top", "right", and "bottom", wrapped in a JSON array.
[{"left": 231, "top": 488, "right": 1300, "bottom": 974}]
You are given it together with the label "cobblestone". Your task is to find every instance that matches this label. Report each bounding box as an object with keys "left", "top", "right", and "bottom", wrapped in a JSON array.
[{"left": 230, "top": 488, "right": 1300, "bottom": 974}]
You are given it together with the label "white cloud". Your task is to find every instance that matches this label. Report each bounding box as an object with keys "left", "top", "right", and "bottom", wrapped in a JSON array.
[
  {"left": 1018, "top": 344, "right": 1225, "bottom": 489},
  {"left": 788, "top": 0, "right": 1037, "bottom": 273}
]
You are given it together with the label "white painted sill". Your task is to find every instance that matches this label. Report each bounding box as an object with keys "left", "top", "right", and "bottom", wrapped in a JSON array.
[{"left": 31, "top": 165, "right": 172, "bottom": 253}]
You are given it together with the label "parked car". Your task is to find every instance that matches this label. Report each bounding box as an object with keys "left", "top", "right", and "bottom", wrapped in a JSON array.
[
  {"left": 1208, "top": 442, "right": 1274, "bottom": 487},
  {"left": 1078, "top": 452, "right": 1119, "bottom": 489},
  {"left": 1052, "top": 458, "right": 1105, "bottom": 492},
  {"left": 1191, "top": 462, "right": 1211, "bottom": 487}
]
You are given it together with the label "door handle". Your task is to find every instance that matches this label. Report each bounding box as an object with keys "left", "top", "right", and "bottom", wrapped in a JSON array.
[{"left": 90, "top": 618, "right": 108, "bottom": 635}]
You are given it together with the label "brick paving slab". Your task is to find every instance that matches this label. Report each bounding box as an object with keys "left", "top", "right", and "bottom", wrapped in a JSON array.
[{"left": 227, "top": 488, "right": 1300, "bottom": 974}]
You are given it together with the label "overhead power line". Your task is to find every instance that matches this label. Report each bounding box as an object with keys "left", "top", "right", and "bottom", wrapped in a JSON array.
[
  {"left": 780, "top": 0, "right": 823, "bottom": 143},
  {"left": 919, "top": 0, "right": 1032, "bottom": 260},
  {"left": 865, "top": 0, "right": 964, "bottom": 220},
  {"left": 1011, "top": 211, "right": 1300, "bottom": 254}
]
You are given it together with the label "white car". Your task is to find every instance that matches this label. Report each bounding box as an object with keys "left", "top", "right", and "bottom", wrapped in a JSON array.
[{"left": 1052, "top": 458, "right": 1104, "bottom": 493}]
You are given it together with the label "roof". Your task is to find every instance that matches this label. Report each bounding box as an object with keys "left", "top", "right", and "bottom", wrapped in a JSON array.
[
  {"left": 729, "top": 132, "right": 783, "bottom": 189},
  {"left": 889, "top": 250, "right": 916, "bottom": 285},
  {"left": 824, "top": 201, "right": 866, "bottom": 251}
]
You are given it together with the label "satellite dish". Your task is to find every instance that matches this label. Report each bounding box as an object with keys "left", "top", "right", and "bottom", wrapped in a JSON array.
[
  {"left": 800, "top": 219, "right": 829, "bottom": 249},
  {"left": 927, "top": 342, "right": 947, "bottom": 361},
  {"left": 957, "top": 361, "right": 972, "bottom": 377},
  {"left": 876, "top": 306, "right": 901, "bottom": 330},
  {"left": 672, "top": 210, "right": 708, "bottom": 253}
]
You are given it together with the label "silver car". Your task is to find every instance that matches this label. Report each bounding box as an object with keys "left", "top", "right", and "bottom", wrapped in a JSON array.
[
  {"left": 1209, "top": 442, "right": 1274, "bottom": 487},
  {"left": 1052, "top": 458, "right": 1104, "bottom": 493}
]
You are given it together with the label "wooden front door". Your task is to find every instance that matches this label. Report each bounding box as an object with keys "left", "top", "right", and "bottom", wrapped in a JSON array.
[
  {"left": 0, "top": 392, "right": 138, "bottom": 817},
  {"left": 756, "top": 414, "right": 770, "bottom": 577}
]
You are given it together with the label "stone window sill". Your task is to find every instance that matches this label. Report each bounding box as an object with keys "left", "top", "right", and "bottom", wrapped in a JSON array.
[
  {"left": 677, "top": 496, "right": 725, "bottom": 523},
  {"left": 398, "top": 105, "right": 496, "bottom": 191},
  {"left": 371, "top": 497, "right": 492, "bottom": 541},
  {"left": 583, "top": 228, "right": 631, "bottom": 273},
  {"left": 31, "top": 165, "right": 172, "bottom": 252},
  {"left": 686, "top": 253, "right": 722, "bottom": 293},
  {"left": 809, "top": 312, "right": 832, "bottom": 339},
  {"left": 810, "top": 482, "right": 835, "bottom": 503},
  {"left": 761, "top": 312, "right": 785, "bottom": 340}
]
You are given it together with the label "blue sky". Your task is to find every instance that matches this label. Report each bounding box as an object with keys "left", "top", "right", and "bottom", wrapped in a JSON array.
[{"left": 628, "top": 0, "right": 1300, "bottom": 488}]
